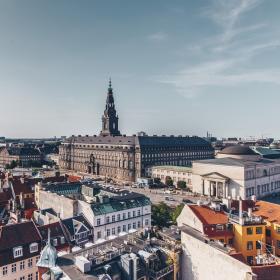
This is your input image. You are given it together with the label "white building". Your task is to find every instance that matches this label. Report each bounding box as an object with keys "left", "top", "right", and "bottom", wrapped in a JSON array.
[
  {"left": 35, "top": 181, "right": 151, "bottom": 244},
  {"left": 147, "top": 165, "right": 192, "bottom": 187},
  {"left": 192, "top": 145, "right": 280, "bottom": 199}
]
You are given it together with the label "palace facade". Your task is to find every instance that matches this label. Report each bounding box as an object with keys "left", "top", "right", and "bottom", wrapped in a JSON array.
[{"left": 59, "top": 80, "right": 214, "bottom": 182}]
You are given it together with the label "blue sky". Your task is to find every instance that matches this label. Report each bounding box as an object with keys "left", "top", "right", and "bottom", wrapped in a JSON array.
[{"left": 1, "top": 0, "right": 280, "bottom": 139}]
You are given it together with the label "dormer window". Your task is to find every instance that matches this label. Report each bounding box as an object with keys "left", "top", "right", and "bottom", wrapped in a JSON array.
[
  {"left": 52, "top": 238, "right": 58, "bottom": 246},
  {"left": 30, "top": 243, "right": 38, "bottom": 253},
  {"left": 13, "top": 246, "right": 23, "bottom": 258}
]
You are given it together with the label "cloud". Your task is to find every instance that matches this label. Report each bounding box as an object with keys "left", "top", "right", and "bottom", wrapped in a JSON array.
[
  {"left": 159, "top": 0, "right": 280, "bottom": 98},
  {"left": 147, "top": 31, "right": 168, "bottom": 42}
]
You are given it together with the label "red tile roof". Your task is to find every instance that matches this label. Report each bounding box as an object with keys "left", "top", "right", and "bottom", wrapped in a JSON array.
[
  {"left": 189, "top": 205, "right": 229, "bottom": 225},
  {"left": 253, "top": 200, "right": 280, "bottom": 224},
  {"left": 252, "top": 264, "right": 280, "bottom": 280}
]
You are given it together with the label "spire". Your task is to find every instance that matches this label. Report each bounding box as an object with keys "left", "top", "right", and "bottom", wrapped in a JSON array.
[{"left": 108, "top": 77, "right": 112, "bottom": 90}]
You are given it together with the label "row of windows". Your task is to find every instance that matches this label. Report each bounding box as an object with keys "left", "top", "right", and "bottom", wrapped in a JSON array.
[
  {"left": 246, "top": 181, "right": 280, "bottom": 197},
  {"left": 2, "top": 257, "right": 39, "bottom": 276},
  {"left": 13, "top": 243, "right": 38, "bottom": 259},
  {"left": 96, "top": 219, "right": 149, "bottom": 239},
  {"left": 246, "top": 166, "right": 280, "bottom": 180},
  {"left": 246, "top": 227, "right": 263, "bottom": 235},
  {"left": 97, "top": 210, "right": 142, "bottom": 225}
]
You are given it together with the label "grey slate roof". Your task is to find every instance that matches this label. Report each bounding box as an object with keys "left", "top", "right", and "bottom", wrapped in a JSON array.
[{"left": 63, "top": 135, "right": 213, "bottom": 148}]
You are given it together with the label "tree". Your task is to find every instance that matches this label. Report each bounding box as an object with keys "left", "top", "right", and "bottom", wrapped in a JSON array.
[
  {"left": 165, "top": 176, "right": 173, "bottom": 187},
  {"left": 9, "top": 160, "right": 18, "bottom": 169},
  {"left": 171, "top": 204, "right": 184, "bottom": 223},
  {"left": 177, "top": 180, "right": 187, "bottom": 189},
  {"left": 152, "top": 202, "right": 172, "bottom": 227}
]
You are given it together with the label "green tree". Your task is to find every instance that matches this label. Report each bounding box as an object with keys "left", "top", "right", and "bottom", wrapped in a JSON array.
[
  {"left": 165, "top": 176, "right": 173, "bottom": 186},
  {"left": 152, "top": 202, "right": 172, "bottom": 227},
  {"left": 9, "top": 160, "right": 18, "bottom": 169},
  {"left": 177, "top": 180, "right": 187, "bottom": 189},
  {"left": 171, "top": 204, "right": 184, "bottom": 223}
]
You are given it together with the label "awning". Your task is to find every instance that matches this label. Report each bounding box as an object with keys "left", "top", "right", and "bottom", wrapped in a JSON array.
[
  {"left": 95, "top": 238, "right": 106, "bottom": 244},
  {"left": 108, "top": 235, "right": 117, "bottom": 240}
]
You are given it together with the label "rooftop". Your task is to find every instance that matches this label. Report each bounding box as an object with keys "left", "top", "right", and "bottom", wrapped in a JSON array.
[
  {"left": 253, "top": 200, "right": 280, "bottom": 224},
  {"left": 151, "top": 165, "right": 192, "bottom": 172},
  {"left": 188, "top": 204, "right": 229, "bottom": 225}
]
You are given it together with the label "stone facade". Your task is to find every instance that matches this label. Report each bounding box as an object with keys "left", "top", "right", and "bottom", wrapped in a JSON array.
[{"left": 59, "top": 81, "right": 214, "bottom": 182}]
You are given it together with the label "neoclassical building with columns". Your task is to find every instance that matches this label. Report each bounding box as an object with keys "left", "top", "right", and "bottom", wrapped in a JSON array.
[
  {"left": 192, "top": 145, "right": 280, "bottom": 199},
  {"left": 59, "top": 80, "right": 214, "bottom": 182}
]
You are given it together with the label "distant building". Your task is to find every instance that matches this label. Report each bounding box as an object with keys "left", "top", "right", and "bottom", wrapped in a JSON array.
[
  {"left": 0, "top": 147, "right": 41, "bottom": 168},
  {"left": 192, "top": 145, "right": 280, "bottom": 199},
  {"left": 59, "top": 80, "right": 214, "bottom": 182},
  {"left": 148, "top": 165, "right": 192, "bottom": 187}
]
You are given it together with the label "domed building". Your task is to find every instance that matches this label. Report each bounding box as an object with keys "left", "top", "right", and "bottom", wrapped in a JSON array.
[
  {"left": 192, "top": 145, "right": 280, "bottom": 200},
  {"left": 217, "top": 145, "right": 261, "bottom": 161}
]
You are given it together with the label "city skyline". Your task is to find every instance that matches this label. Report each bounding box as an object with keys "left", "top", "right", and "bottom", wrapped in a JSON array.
[{"left": 1, "top": 0, "right": 280, "bottom": 138}]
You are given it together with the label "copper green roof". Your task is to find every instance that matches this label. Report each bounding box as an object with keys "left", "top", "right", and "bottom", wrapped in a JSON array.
[{"left": 91, "top": 196, "right": 151, "bottom": 216}]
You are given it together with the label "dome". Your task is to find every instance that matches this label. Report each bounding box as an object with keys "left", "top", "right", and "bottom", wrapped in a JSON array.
[{"left": 219, "top": 145, "right": 257, "bottom": 155}]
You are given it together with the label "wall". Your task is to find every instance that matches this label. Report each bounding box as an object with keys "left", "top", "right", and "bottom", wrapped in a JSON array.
[{"left": 181, "top": 231, "right": 255, "bottom": 280}]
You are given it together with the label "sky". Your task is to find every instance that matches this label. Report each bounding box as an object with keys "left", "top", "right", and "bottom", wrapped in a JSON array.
[{"left": 0, "top": 0, "right": 280, "bottom": 139}]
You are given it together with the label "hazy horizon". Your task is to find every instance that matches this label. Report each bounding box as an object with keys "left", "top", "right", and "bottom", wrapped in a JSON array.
[{"left": 1, "top": 0, "right": 280, "bottom": 139}]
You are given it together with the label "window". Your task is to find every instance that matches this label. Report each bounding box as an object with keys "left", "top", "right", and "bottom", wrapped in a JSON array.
[
  {"left": 256, "top": 241, "right": 261, "bottom": 249},
  {"left": 216, "top": 224, "right": 224, "bottom": 231},
  {"left": 145, "top": 219, "right": 149, "bottom": 226},
  {"left": 13, "top": 246, "right": 23, "bottom": 258},
  {"left": 112, "top": 215, "right": 115, "bottom": 222},
  {"left": 30, "top": 243, "right": 38, "bottom": 253},
  {"left": 123, "top": 225, "right": 126, "bottom": 232},
  {"left": 123, "top": 213, "right": 126, "bottom": 220},
  {"left": 97, "top": 231, "right": 101, "bottom": 239},
  {"left": 133, "top": 222, "right": 136, "bottom": 229},
  {"left": 247, "top": 256, "right": 254, "bottom": 265},
  {"left": 247, "top": 241, "right": 253, "bottom": 250},
  {"left": 117, "top": 214, "right": 120, "bottom": 221},
  {"left": 137, "top": 210, "right": 141, "bottom": 216},
  {"left": 52, "top": 239, "right": 58, "bottom": 246},
  {"left": 60, "top": 236, "right": 65, "bottom": 244},
  {"left": 128, "top": 212, "right": 131, "bottom": 218},
  {"left": 112, "top": 228, "right": 115, "bottom": 235},
  {"left": 28, "top": 274, "right": 33, "bottom": 280},
  {"left": 277, "top": 240, "right": 280, "bottom": 249},
  {"left": 266, "top": 228, "right": 271, "bottom": 237},
  {"left": 20, "top": 277, "right": 25, "bottom": 280},
  {"left": 137, "top": 221, "right": 141, "bottom": 228},
  {"left": 133, "top": 211, "right": 136, "bottom": 217},
  {"left": 256, "top": 227, "right": 262, "bottom": 234},
  {"left": 276, "top": 227, "right": 280, "bottom": 234},
  {"left": 2, "top": 266, "right": 7, "bottom": 275},
  {"left": 106, "top": 216, "right": 110, "bottom": 223},
  {"left": 20, "top": 260, "right": 25, "bottom": 270},
  {"left": 36, "top": 272, "right": 39, "bottom": 280},
  {"left": 11, "top": 263, "right": 17, "bottom": 273},
  {"left": 28, "top": 258, "right": 33, "bottom": 268},
  {"left": 97, "top": 218, "right": 101, "bottom": 226},
  {"left": 106, "top": 229, "right": 110, "bottom": 237},
  {"left": 128, "top": 224, "right": 131, "bottom": 230},
  {"left": 247, "top": 227, "right": 253, "bottom": 235}
]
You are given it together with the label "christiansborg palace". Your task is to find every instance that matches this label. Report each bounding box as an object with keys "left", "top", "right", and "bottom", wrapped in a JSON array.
[{"left": 59, "top": 81, "right": 214, "bottom": 182}]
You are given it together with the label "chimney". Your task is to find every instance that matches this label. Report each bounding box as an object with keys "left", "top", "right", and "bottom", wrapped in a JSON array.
[{"left": 248, "top": 208, "right": 252, "bottom": 218}]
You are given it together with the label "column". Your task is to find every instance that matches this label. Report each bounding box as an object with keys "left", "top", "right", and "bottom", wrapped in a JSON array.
[
  {"left": 223, "top": 182, "right": 226, "bottom": 198},
  {"left": 216, "top": 181, "right": 218, "bottom": 198}
]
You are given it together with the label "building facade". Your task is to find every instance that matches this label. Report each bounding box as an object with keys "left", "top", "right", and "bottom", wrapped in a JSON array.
[
  {"left": 35, "top": 181, "right": 152, "bottom": 244},
  {"left": 0, "top": 147, "right": 41, "bottom": 168},
  {"left": 0, "top": 221, "right": 41, "bottom": 280},
  {"left": 192, "top": 145, "right": 280, "bottom": 199},
  {"left": 59, "top": 81, "right": 214, "bottom": 182},
  {"left": 147, "top": 165, "right": 192, "bottom": 187}
]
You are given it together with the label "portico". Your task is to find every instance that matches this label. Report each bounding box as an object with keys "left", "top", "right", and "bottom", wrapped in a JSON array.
[{"left": 201, "top": 172, "right": 230, "bottom": 198}]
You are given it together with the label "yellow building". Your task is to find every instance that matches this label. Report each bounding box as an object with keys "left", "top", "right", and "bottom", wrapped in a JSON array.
[{"left": 253, "top": 200, "right": 280, "bottom": 257}]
